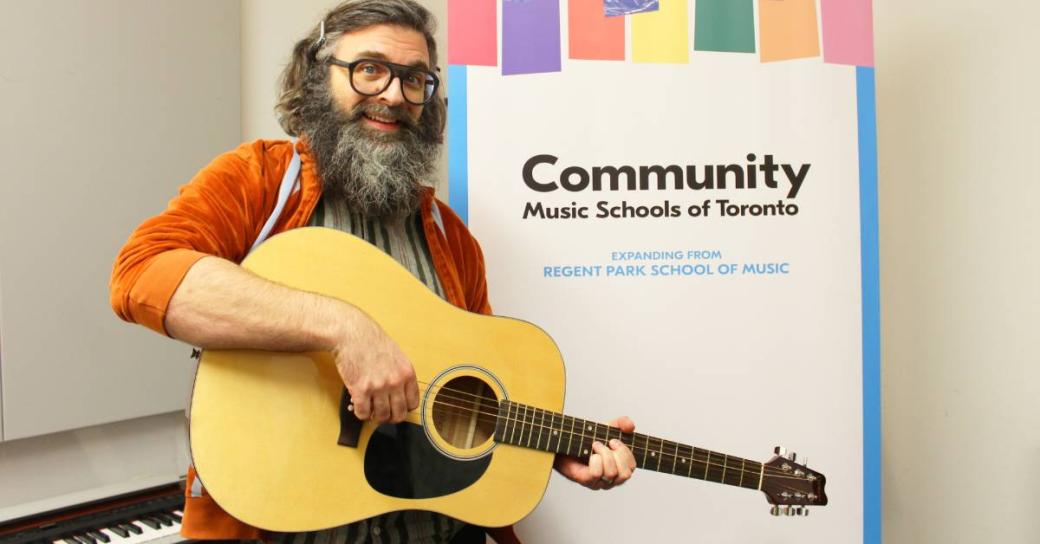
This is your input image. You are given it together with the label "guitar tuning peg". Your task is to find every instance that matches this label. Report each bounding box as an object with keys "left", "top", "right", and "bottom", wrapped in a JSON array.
[
  {"left": 788, "top": 451, "right": 797, "bottom": 462},
  {"left": 774, "top": 446, "right": 787, "bottom": 457},
  {"left": 801, "top": 508, "right": 810, "bottom": 517},
  {"left": 770, "top": 505, "right": 781, "bottom": 516},
  {"left": 801, "top": 456, "right": 808, "bottom": 467},
  {"left": 782, "top": 506, "right": 793, "bottom": 516},
  {"left": 792, "top": 506, "right": 803, "bottom": 516}
]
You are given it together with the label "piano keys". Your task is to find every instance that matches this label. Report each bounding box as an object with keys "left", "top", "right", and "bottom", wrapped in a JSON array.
[{"left": 0, "top": 483, "right": 186, "bottom": 544}]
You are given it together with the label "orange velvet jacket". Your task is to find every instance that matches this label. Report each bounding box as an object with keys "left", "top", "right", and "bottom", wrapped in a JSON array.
[{"left": 109, "top": 139, "right": 514, "bottom": 542}]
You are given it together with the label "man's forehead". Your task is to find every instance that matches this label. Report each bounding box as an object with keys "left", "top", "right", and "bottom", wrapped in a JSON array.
[{"left": 334, "top": 24, "right": 431, "bottom": 68}]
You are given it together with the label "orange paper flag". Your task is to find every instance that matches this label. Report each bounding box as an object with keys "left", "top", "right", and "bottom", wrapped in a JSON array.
[
  {"left": 569, "top": 0, "right": 625, "bottom": 60},
  {"left": 759, "top": 0, "right": 820, "bottom": 63}
]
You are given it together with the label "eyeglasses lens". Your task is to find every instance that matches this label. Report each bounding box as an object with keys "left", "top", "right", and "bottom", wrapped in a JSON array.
[{"left": 351, "top": 61, "right": 435, "bottom": 104}]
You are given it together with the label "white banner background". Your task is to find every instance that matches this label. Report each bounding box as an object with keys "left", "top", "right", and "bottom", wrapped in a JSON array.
[{"left": 465, "top": 52, "right": 864, "bottom": 541}]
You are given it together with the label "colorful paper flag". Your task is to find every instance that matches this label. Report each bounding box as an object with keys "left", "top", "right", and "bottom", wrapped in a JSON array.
[
  {"left": 694, "top": 0, "right": 756, "bottom": 54},
  {"left": 759, "top": 0, "right": 820, "bottom": 62},
  {"left": 605, "top": 0, "right": 659, "bottom": 17},
  {"left": 502, "top": 0, "right": 562, "bottom": 75},
  {"left": 570, "top": 0, "right": 625, "bottom": 60},
  {"left": 820, "top": 0, "right": 874, "bottom": 66},
  {"left": 447, "top": 0, "right": 497, "bottom": 66},
  {"left": 631, "top": 0, "right": 689, "bottom": 64}
]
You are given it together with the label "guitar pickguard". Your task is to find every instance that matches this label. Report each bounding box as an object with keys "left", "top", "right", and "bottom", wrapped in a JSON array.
[{"left": 364, "top": 422, "right": 492, "bottom": 499}]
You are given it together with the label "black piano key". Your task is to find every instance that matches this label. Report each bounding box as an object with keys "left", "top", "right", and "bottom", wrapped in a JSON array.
[
  {"left": 107, "top": 525, "right": 130, "bottom": 538},
  {"left": 72, "top": 535, "right": 94, "bottom": 544},
  {"left": 88, "top": 530, "right": 110, "bottom": 543},
  {"left": 123, "top": 522, "right": 143, "bottom": 535},
  {"left": 169, "top": 511, "right": 182, "bottom": 522},
  {"left": 157, "top": 512, "right": 178, "bottom": 526},
  {"left": 139, "top": 517, "right": 161, "bottom": 530}
]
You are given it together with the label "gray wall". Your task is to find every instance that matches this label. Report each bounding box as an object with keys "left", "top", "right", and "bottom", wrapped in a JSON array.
[
  {"left": 876, "top": 1, "right": 1040, "bottom": 542},
  {"left": 0, "top": 0, "right": 240, "bottom": 517}
]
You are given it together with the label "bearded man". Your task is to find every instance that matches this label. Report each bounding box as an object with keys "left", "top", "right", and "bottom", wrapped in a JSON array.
[{"left": 110, "top": 1, "right": 635, "bottom": 542}]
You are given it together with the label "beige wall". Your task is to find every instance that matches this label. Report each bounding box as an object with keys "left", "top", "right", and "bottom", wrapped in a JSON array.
[
  {"left": 876, "top": 1, "right": 1040, "bottom": 542},
  {"left": 242, "top": 1, "right": 1040, "bottom": 542}
]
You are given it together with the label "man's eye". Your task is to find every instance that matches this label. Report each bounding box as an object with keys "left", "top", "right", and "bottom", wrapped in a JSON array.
[
  {"left": 403, "top": 73, "right": 423, "bottom": 86},
  {"left": 357, "top": 63, "right": 386, "bottom": 77}
]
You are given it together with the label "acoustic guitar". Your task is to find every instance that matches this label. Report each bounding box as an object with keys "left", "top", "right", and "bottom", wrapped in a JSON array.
[{"left": 189, "top": 227, "right": 827, "bottom": 532}]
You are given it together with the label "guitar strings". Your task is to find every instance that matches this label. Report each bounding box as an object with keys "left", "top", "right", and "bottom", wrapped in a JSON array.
[
  {"left": 409, "top": 380, "right": 811, "bottom": 482},
  {"left": 387, "top": 397, "right": 814, "bottom": 497},
  {"left": 341, "top": 377, "right": 813, "bottom": 486},
  {"left": 405, "top": 384, "right": 813, "bottom": 485}
]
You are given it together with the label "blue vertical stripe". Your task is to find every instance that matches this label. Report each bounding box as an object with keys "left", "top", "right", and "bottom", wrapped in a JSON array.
[
  {"left": 856, "top": 66, "right": 881, "bottom": 544},
  {"left": 448, "top": 65, "right": 469, "bottom": 225}
]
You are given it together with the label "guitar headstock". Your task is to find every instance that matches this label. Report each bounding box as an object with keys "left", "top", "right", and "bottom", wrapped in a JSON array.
[{"left": 760, "top": 446, "right": 828, "bottom": 516}]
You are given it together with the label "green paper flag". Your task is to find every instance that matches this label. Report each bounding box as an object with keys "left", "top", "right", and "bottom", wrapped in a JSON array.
[{"left": 694, "top": 0, "right": 756, "bottom": 53}]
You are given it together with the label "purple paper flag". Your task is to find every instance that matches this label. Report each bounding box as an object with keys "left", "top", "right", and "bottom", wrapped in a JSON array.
[
  {"left": 503, "top": 0, "right": 562, "bottom": 75},
  {"left": 605, "top": 0, "right": 659, "bottom": 17}
]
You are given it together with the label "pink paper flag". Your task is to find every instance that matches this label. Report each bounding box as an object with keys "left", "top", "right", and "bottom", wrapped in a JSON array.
[
  {"left": 448, "top": 0, "right": 497, "bottom": 66},
  {"left": 820, "top": 0, "right": 874, "bottom": 67}
]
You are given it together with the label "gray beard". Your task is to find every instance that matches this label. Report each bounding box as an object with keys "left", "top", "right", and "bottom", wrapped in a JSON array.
[{"left": 301, "top": 92, "right": 440, "bottom": 218}]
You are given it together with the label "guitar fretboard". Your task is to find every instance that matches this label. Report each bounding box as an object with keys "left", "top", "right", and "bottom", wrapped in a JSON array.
[{"left": 494, "top": 399, "right": 764, "bottom": 491}]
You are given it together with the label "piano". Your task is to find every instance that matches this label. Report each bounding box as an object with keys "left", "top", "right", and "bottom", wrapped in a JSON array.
[{"left": 0, "top": 483, "right": 186, "bottom": 544}]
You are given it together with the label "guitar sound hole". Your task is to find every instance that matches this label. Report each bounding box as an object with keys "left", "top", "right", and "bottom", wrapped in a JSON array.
[{"left": 431, "top": 376, "right": 498, "bottom": 450}]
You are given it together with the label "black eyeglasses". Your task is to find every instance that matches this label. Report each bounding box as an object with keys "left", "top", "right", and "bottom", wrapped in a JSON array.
[{"left": 326, "top": 57, "right": 440, "bottom": 105}]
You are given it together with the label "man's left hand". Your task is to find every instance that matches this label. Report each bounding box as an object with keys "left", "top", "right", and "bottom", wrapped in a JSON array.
[{"left": 553, "top": 416, "right": 637, "bottom": 491}]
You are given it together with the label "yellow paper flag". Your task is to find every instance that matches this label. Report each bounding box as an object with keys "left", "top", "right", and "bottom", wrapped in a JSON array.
[{"left": 632, "top": 0, "right": 689, "bottom": 64}]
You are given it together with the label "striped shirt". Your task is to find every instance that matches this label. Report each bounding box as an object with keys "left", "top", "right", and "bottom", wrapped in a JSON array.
[{"left": 271, "top": 197, "right": 464, "bottom": 544}]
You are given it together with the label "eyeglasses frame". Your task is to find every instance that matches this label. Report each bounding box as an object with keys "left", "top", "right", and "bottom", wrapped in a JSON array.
[{"left": 326, "top": 57, "right": 440, "bottom": 106}]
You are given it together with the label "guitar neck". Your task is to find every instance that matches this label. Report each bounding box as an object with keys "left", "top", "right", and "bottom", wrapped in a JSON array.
[{"left": 494, "top": 400, "right": 764, "bottom": 492}]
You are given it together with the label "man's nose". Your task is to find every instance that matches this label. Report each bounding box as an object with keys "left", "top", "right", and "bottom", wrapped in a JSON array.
[{"left": 376, "top": 77, "right": 406, "bottom": 106}]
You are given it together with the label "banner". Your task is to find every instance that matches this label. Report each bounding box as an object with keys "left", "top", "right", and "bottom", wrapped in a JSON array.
[{"left": 450, "top": 2, "right": 878, "bottom": 542}]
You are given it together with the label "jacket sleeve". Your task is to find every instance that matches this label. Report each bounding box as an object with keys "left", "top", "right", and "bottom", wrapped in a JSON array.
[{"left": 109, "top": 145, "right": 273, "bottom": 336}]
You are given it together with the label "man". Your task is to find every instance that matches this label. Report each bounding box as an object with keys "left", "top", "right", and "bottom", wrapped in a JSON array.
[{"left": 110, "top": 1, "right": 636, "bottom": 542}]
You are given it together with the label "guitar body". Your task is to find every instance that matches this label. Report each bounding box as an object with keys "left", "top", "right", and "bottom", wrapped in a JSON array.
[{"left": 189, "top": 227, "right": 566, "bottom": 532}]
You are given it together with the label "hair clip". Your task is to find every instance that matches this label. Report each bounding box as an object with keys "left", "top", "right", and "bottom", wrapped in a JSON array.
[{"left": 314, "top": 20, "right": 327, "bottom": 52}]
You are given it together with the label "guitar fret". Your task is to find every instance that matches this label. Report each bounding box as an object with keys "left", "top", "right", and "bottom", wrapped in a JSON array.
[
  {"left": 721, "top": 454, "right": 729, "bottom": 483},
  {"left": 516, "top": 403, "right": 524, "bottom": 446},
  {"left": 495, "top": 400, "right": 508, "bottom": 443},
  {"left": 671, "top": 442, "right": 679, "bottom": 475},
  {"left": 524, "top": 403, "right": 532, "bottom": 447},
  {"left": 542, "top": 410, "right": 552, "bottom": 452},
  {"left": 505, "top": 401, "right": 517, "bottom": 445},
  {"left": 527, "top": 406, "right": 537, "bottom": 448},
  {"left": 703, "top": 451, "right": 711, "bottom": 480},
  {"left": 534, "top": 408, "right": 545, "bottom": 451},
  {"left": 547, "top": 412, "right": 558, "bottom": 452},
  {"left": 569, "top": 416, "right": 578, "bottom": 457},
  {"left": 582, "top": 420, "right": 590, "bottom": 457},
  {"left": 507, "top": 402, "right": 518, "bottom": 445}
]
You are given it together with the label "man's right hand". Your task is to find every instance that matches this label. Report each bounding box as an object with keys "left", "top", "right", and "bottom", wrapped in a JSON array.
[{"left": 332, "top": 313, "right": 419, "bottom": 423}]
